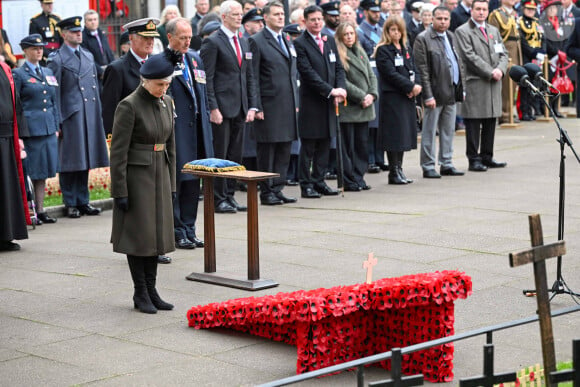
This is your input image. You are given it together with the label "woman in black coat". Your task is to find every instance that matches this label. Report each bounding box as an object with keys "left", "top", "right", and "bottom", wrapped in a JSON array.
[{"left": 375, "top": 16, "right": 422, "bottom": 185}]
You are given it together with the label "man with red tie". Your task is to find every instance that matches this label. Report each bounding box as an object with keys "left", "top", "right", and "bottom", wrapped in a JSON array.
[{"left": 200, "top": 0, "right": 258, "bottom": 214}]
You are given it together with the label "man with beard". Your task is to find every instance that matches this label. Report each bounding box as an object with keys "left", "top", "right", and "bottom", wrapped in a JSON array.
[{"left": 321, "top": 1, "right": 341, "bottom": 36}]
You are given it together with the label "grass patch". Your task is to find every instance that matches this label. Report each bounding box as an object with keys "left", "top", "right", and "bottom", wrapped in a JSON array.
[{"left": 43, "top": 188, "right": 111, "bottom": 208}]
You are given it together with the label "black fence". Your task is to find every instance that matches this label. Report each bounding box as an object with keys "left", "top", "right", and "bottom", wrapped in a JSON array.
[{"left": 257, "top": 305, "right": 580, "bottom": 387}]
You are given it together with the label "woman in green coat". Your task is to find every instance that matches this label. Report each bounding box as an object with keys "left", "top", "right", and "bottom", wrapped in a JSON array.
[
  {"left": 336, "top": 22, "right": 378, "bottom": 191},
  {"left": 110, "top": 53, "right": 177, "bottom": 314}
]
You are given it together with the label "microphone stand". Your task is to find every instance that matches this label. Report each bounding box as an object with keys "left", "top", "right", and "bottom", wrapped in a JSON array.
[{"left": 522, "top": 87, "right": 580, "bottom": 303}]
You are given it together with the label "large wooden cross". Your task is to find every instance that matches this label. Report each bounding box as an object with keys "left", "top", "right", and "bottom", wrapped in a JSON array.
[
  {"left": 509, "top": 214, "right": 566, "bottom": 386},
  {"left": 363, "top": 253, "right": 378, "bottom": 284}
]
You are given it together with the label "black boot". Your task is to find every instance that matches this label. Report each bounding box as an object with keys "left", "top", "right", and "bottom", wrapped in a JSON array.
[
  {"left": 387, "top": 152, "right": 406, "bottom": 185},
  {"left": 144, "top": 256, "right": 174, "bottom": 310},
  {"left": 127, "top": 255, "right": 157, "bottom": 314},
  {"left": 397, "top": 152, "right": 413, "bottom": 184}
]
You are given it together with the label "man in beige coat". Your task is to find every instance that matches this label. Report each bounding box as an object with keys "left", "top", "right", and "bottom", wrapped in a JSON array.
[{"left": 455, "top": 0, "right": 508, "bottom": 172}]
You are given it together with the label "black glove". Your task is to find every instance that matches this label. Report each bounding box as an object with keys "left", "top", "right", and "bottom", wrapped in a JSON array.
[
  {"left": 172, "top": 192, "right": 177, "bottom": 202},
  {"left": 115, "top": 197, "right": 129, "bottom": 212}
]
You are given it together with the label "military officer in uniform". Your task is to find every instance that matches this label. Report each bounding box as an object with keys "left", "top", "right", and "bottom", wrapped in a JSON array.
[
  {"left": 519, "top": 0, "right": 545, "bottom": 120},
  {"left": 29, "top": 0, "right": 62, "bottom": 65},
  {"left": 321, "top": 1, "right": 341, "bottom": 36},
  {"left": 47, "top": 16, "right": 110, "bottom": 219},
  {"left": 488, "top": 0, "right": 523, "bottom": 124}
]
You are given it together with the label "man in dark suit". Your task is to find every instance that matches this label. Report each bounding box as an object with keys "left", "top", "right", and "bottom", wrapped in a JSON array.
[
  {"left": 294, "top": 5, "right": 346, "bottom": 198},
  {"left": 450, "top": 0, "right": 471, "bottom": 31},
  {"left": 81, "top": 10, "right": 115, "bottom": 86},
  {"left": 562, "top": 0, "right": 580, "bottom": 18},
  {"left": 200, "top": 0, "right": 258, "bottom": 214},
  {"left": 191, "top": 0, "right": 210, "bottom": 36},
  {"left": 101, "top": 18, "right": 159, "bottom": 136},
  {"left": 166, "top": 18, "right": 214, "bottom": 249},
  {"left": 565, "top": 15, "right": 580, "bottom": 117},
  {"left": 249, "top": 1, "right": 299, "bottom": 206},
  {"left": 47, "top": 17, "right": 110, "bottom": 218}
]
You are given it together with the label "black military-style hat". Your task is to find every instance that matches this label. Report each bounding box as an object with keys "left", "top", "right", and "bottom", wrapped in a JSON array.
[
  {"left": 123, "top": 18, "right": 160, "bottom": 37},
  {"left": 321, "top": 1, "right": 340, "bottom": 16},
  {"left": 522, "top": 0, "right": 538, "bottom": 8},
  {"left": 242, "top": 8, "right": 264, "bottom": 24},
  {"left": 119, "top": 31, "right": 130, "bottom": 46},
  {"left": 361, "top": 0, "right": 381, "bottom": 12},
  {"left": 283, "top": 23, "right": 302, "bottom": 36},
  {"left": 200, "top": 20, "right": 222, "bottom": 36},
  {"left": 20, "top": 34, "right": 47, "bottom": 49},
  {"left": 140, "top": 53, "right": 174, "bottom": 79},
  {"left": 57, "top": 16, "right": 83, "bottom": 32}
]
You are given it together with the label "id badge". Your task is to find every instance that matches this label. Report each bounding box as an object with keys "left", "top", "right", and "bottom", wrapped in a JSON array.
[
  {"left": 46, "top": 75, "right": 58, "bottom": 86},
  {"left": 45, "top": 29, "right": 53, "bottom": 38},
  {"left": 557, "top": 27, "right": 564, "bottom": 36},
  {"left": 493, "top": 43, "right": 504, "bottom": 54},
  {"left": 173, "top": 69, "right": 183, "bottom": 76},
  {"left": 409, "top": 71, "right": 415, "bottom": 83},
  {"left": 370, "top": 60, "right": 377, "bottom": 68},
  {"left": 395, "top": 55, "right": 403, "bottom": 67},
  {"left": 329, "top": 52, "right": 336, "bottom": 63}
]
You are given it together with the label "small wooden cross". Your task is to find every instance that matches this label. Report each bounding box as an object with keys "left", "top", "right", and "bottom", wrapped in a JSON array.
[
  {"left": 509, "top": 214, "right": 566, "bottom": 386},
  {"left": 363, "top": 252, "right": 378, "bottom": 284},
  {"left": 459, "top": 344, "right": 517, "bottom": 386}
]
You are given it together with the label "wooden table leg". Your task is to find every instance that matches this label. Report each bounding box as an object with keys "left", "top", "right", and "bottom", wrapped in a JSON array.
[
  {"left": 246, "top": 181, "right": 259, "bottom": 280},
  {"left": 203, "top": 177, "right": 216, "bottom": 273}
]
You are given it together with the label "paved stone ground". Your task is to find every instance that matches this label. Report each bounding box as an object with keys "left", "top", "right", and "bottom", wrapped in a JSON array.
[{"left": 1, "top": 114, "right": 580, "bottom": 386}]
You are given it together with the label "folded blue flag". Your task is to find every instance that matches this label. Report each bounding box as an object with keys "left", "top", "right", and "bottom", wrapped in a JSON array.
[{"left": 183, "top": 158, "right": 246, "bottom": 173}]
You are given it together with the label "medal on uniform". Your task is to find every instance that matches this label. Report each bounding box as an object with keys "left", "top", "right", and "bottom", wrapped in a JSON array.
[
  {"left": 245, "top": 52, "right": 253, "bottom": 60},
  {"left": 46, "top": 75, "right": 58, "bottom": 86}
]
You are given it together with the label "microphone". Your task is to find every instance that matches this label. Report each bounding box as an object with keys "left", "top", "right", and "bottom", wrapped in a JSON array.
[
  {"left": 524, "top": 62, "right": 559, "bottom": 93},
  {"left": 509, "top": 65, "right": 541, "bottom": 96}
]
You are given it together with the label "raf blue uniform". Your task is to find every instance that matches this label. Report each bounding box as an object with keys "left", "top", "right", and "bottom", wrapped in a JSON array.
[
  {"left": 168, "top": 50, "right": 214, "bottom": 246},
  {"left": 13, "top": 61, "right": 60, "bottom": 180}
]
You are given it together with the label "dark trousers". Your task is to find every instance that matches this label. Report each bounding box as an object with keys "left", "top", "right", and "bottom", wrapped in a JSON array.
[
  {"left": 367, "top": 126, "right": 384, "bottom": 166},
  {"left": 341, "top": 122, "right": 369, "bottom": 187},
  {"left": 464, "top": 118, "right": 496, "bottom": 164},
  {"left": 257, "top": 141, "right": 291, "bottom": 196},
  {"left": 212, "top": 112, "right": 245, "bottom": 205},
  {"left": 299, "top": 137, "right": 330, "bottom": 189},
  {"left": 59, "top": 170, "right": 89, "bottom": 207},
  {"left": 173, "top": 178, "right": 200, "bottom": 241}
]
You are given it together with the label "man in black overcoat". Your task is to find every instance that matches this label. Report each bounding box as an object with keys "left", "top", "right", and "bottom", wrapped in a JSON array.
[
  {"left": 293, "top": 5, "right": 347, "bottom": 198},
  {"left": 166, "top": 18, "right": 214, "bottom": 249},
  {"left": 81, "top": 10, "right": 115, "bottom": 87},
  {"left": 200, "top": 0, "right": 258, "bottom": 214},
  {"left": 249, "top": 1, "right": 299, "bottom": 205}
]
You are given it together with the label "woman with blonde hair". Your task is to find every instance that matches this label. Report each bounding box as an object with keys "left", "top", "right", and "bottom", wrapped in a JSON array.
[
  {"left": 335, "top": 22, "right": 378, "bottom": 191},
  {"left": 153, "top": 5, "right": 182, "bottom": 54},
  {"left": 375, "top": 16, "right": 422, "bottom": 185}
]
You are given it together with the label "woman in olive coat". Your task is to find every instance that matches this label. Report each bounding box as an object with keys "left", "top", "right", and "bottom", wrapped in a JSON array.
[
  {"left": 110, "top": 53, "right": 177, "bottom": 314},
  {"left": 376, "top": 16, "right": 422, "bottom": 185},
  {"left": 335, "top": 22, "right": 378, "bottom": 191}
]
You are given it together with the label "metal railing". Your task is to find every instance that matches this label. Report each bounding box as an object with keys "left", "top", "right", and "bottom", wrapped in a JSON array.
[{"left": 257, "top": 305, "right": 580, "bottom": 387}]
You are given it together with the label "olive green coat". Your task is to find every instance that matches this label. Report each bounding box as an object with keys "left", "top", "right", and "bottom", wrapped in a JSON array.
[
  {"left": 339, "top": 45, "right": 378, "bottom": 123},
  {"left": 110, "top": 86, "right": 176, "bottom": 256}
]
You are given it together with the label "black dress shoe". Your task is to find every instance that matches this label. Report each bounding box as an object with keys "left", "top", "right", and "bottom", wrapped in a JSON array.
[
  {"left": 77, "top": 204, "right": 101, "bottom": 216},
  {"left": 275, "top": 192, "right": 297, "bottom": 203},
  {"left": 423, "top": 169, "right": 441, "bottom": 178},
  {"left": 301, "top": 187, "right": 322, "bottom": 198},
  {"left": 367, "top": 164, "right": 380, "bottom": 174},
  {"left": 228, "top": 197, "right": 247, "bottom": 212},
  {"left": 261, "top": 193, "right": 284, "bottom": 205},
  {"left": 0, "top": 241, "right": 20, "bottom": 251},
  {"left": 315, "top": 184, "right": 339, "bottom": 196},
  {"left": 286, "top": 179, "right": 299, "bottom": 186},
  {"left": 37, "top": 212, "right": 57, "bottom": 223},
  {"left": 344, "top": 184, "right": 362, "bottom": 192},
  {"left": 215, "top": 201, "right": 237, "bottom": 213},
  {"left": 176, "top": 238, "right": 196, "bottom": 249},
  {"left": 190, "top": 236, "right": 204, "bottom": 248},
  {"left": 34, "top": 217, "right": 43, "bottom": 226},
  {"left": 482, "top": 159, "right": 507, "bottom": 168},
  {"left": 468, "top": 162, "right": 488, "bottom": 172},
  {"left": 157, "top": 255, "right": 172, "bottom": 264},
  {"left": 67, "top": 207, "right": 81, "bottom": 218},
  {"left": 440, "top": 167, "right": 465, "bottom": 176},
  {"left": 379, "top": 163, "right": 389, "bottom": 171},
  {"left": 360, "top": 183, "right": 371, "bottom": 190}
]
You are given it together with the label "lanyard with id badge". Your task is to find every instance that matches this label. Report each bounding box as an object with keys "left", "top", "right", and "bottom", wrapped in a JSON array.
[
  {"left": 395, "top": 53, "right": 404, "bottom": 67},
  {"left": 329, "top": 50, "right": 336, "bottom": 63}
]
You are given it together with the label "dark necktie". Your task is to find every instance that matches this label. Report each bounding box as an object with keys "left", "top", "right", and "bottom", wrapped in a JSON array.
[
  {"left": 278, "top": 34, "right": 289, "bottom": 57},
  {"left": 36, "top": 66, "right": 42, "bottom": 78},
  {"left": 75, "top": 50, "right": 81, "bottom": 59}
]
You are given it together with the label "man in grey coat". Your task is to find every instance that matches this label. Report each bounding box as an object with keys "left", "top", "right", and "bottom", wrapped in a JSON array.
[
  {"left": 455, "top": 0, "right": 508, "bottom": 172},
  {"left": 48, "top": 16, "right": 109, "bottom": 218},
  {"left": 414, "top": 6, "right": 464, "bottom": 178}
]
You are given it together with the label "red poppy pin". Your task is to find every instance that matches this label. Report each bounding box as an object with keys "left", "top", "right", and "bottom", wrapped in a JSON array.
[
  {"left": 406, "top": 52, "right": 410, "bottom": 59},
  {"left": 489, "top": 34, "right": 494, "bottom": 39},
  {"left": 238, "top": 31, "right": 243, "bottom": 39},
  {"left": 286, "top": 34, "right": 290, "bottom": 41},
  {"left": 29, "top": 77, "right": 37, "bottom": 83},
  {"left": 322, "top": 35, "right": 327, "bottom": 41},
  {"left": 192, "top": 59, "right": 198, "bottom": 68}
]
